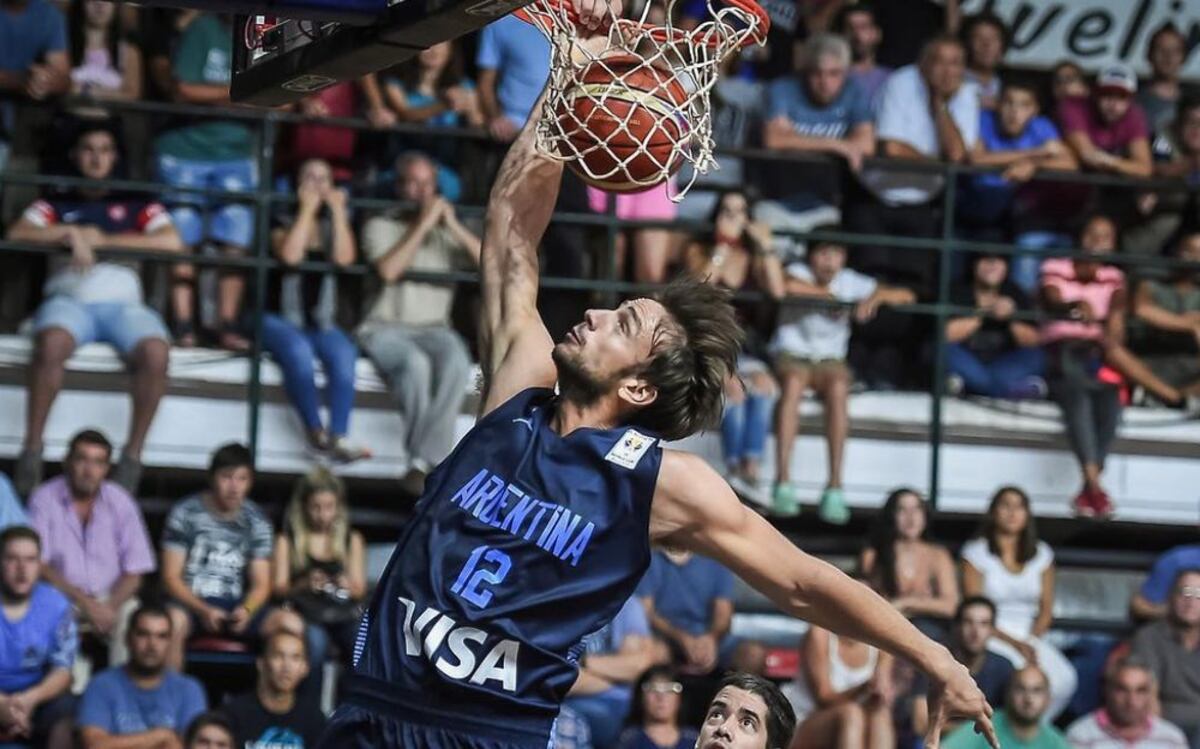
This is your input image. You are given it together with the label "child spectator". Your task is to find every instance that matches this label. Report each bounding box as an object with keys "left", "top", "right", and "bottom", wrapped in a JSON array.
[
  {"left": 1041, "top": 215, "right": 1190, "bottom": 517},
  {"left": 682, "top": 190, "right": 783, "bottom": 503},
  {"left": 160, "top": 444, "right": 306, "bottom": 671},
  {"left": 222, "top": 632, "right": 326, "bottom": 748},
  {"left": 0, "top": 526, "right": 76, "bottom": 749},
  {"left": 1138, "top": 23, "right": 1190, "bottom": 136},
  {"left": 272, "top": 467, "right": 365, "bottom": 663},
  {"left": 945, "top": 254, "right": 1045, "bottom": 398},
  {"left": 263, "top": 157, "right": 369, "bottom": 464},
  {"left": 961, "top": 12, "right": 1008, "bottom": 109},
  {"left": 77, "top": 604, "right": 207, "bottom": 748},
  {"left": 7, "top": 123, "right": 181, "bottom": 494},
  {"left": 358, "top": 152, "right": 480, "bottom": 489},
  {"left": 1130, "top": 568, "right": 1200, "bottom": 745},
  {"left": 759, "top": 33, "right": 873, "bottom": 258},
  {"left": 1130, "top": 230, "right": 1200, "bottom": 400},
  {"left": 958, "top": 81, "right": 1077, "bottom": 288},
  {"left": 859, "top": 488, "right": 960, "bottom": 632},
  {"left": 28, "top": 430, "right": 156, "bottom": 667},
  {"left": 1059, "top": 64, "right": 1153, "bottom": 178},
  {"left": 155, "top": 13, "right": 257, "bottom": 350},
  {"left": 960, "top": 487, "right": 1078, "bottom": 721},
  {"left": 770, "top": 232, "right": 915, "bottom": 521},
  {"left": 68, "top": 0, "right": 140, "bottom": 101},
  {"left": 616, "top": 666, "right": 698, "bottom": 749},
  {"left": 783, "top": 625, "right": 893, "bottom": 749},
  {"left": 834, "top": 3, "right": 890, "bottom": 108}
]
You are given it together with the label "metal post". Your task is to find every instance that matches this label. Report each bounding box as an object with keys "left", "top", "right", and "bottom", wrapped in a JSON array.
[
  {"left": 927, "top": 165, "right": 958, "bottom": 509},
  {"left": 246, "top": 115, "right": 277, "bottom": 460}
]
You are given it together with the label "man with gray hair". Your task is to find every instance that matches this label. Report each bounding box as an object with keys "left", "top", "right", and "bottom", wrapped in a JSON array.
[
  {"left": 358, "top": 152, "right": 482, "bottom": 492},
  {"left": 1066, "top": 655, "right": 1187, "bottom": 748},
  {"left": 759, "top": 32, "right": 874, "bottom": 257}
]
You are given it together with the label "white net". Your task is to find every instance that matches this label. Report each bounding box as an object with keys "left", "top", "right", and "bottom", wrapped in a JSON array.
[{"left": 516, "top": 0, "right": 768, "bottom": 200}]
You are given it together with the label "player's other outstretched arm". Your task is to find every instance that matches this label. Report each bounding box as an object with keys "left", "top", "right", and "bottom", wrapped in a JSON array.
[
  {"left": 478, "top": 88, "right": 561, "bottom": 417},
  {"left": 650, "top": 451, "right": 999, "bottom": 749}
]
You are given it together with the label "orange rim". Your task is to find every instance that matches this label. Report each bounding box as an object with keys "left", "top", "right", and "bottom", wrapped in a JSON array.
[{"left": 514, "top": 0, "right": 769, "bottom": 49}]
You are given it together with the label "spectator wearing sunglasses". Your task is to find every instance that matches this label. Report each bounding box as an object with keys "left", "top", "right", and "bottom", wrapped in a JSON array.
[{"left": 617, "top": 666, "right": 698, "bottom": 749}]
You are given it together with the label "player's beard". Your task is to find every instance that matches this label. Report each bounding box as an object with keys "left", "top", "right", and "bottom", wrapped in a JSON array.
[{"left": 552, "top": 345, "right": 613, "bottom": 409}]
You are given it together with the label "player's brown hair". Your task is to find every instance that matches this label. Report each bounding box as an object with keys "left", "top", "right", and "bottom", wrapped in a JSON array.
[{"left": 625, "top": 276, "right": 742, "bottom": 442}]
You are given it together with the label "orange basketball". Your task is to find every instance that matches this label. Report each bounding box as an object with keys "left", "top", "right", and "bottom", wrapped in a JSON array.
[{"left": 555, "top": 55, "right": 690, "bottom": 193}]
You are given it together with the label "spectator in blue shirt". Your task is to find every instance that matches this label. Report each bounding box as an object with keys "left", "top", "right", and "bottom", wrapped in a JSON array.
[
  {"left": 78, "top": 603, "right": 207, "bottom": 749},
  {"left": 0, "top": 526, "right": 76, "bottom": 749},
  {"left": 1130, "top": 543, "right": 1200, "bottom": 621},
  {"left": 959, "top": 80, "right": 1077, "bottom": 292},
  {"left": 0, "top": 0, "right": 69, "bottom": 170},
  {"left": 0, "top": 475, "right": 26, "bottom": 533},
  {"left": 476, "top": 14, "right": 550, "bottom": 141},
  {"left": 759, "top": 32, "right": 874, "bottom": 256},
  {"left": 565, "top": 597, "right": 670, "bottom": 749},
  {"left": 638, "top": 549, "right": 736, "bottom": 677}
]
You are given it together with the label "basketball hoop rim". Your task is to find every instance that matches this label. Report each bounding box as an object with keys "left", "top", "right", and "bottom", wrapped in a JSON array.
[{"left": 514, "top": 0, "right": 770, "bottom": 50}]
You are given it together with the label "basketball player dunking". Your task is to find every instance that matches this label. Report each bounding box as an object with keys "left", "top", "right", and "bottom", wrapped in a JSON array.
[{"left": 320, "top": 4, "right": 998, "bottom": 747}]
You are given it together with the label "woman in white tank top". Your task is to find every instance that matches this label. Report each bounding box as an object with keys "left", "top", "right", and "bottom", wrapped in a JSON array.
[
  {"left": 782, "top": 626, "right": 894, "bottom": 749},
  {"left": 960, "top": 486, "right": 1078, "bottom": 721}
]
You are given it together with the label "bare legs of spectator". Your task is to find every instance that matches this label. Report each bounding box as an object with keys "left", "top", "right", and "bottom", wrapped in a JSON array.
[
  {"left": 809, "top": 365, "right": 849, "bottom": 492},
  {"left": 773, "top": 363, "right": 810, "bottom": 488},
  {"left": 116, "top": 338, "right": 170, "bottom": 492},
  {"left": 170, "top": 262, "right": 197, "bottom": 346},
  {"left": 165, "top": 606, "right": 192, "bottom": 671},
  {"left": 632, "top": 229, "right": 673, "bottom": 284},
  {"left": 790, "top": 700, "right": 893, "bottom": 749},
  {"left": 17, "top": 328, "right": 74, "bottom": 493},
  {"left": 216, "top": 244, "right": 250, "bottom": 352}
]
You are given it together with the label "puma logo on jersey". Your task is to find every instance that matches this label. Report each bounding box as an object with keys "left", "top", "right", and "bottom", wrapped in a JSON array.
[{"left": 398, "top": 596, "right": 520, "bottom": 692}]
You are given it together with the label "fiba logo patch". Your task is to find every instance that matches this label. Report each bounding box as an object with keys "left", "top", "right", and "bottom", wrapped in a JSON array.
[{"left": 604, "top": 429, "right": 655, "bottom": 470}]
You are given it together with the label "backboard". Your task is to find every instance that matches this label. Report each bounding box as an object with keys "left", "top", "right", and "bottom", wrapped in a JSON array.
[{"left": 220, "top": 0, "right": 534, "bottom": 105}]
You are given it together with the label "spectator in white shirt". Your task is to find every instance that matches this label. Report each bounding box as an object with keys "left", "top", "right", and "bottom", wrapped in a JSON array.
[{"left": 1066, "top": 655, "right": 1188, "bottom": 749}]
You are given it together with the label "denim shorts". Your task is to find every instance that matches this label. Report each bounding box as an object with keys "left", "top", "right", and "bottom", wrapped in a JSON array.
[
  {"left": 34, "top": 298, "right": 169, "bottom": 355},
  {"left": 156, "top": 153, "right": 257, "bottom": 248}
]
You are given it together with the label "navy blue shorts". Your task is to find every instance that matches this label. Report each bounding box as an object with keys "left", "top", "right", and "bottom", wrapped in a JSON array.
[{"left": 317, "top": 705, "right": 547, "bottom": 749}]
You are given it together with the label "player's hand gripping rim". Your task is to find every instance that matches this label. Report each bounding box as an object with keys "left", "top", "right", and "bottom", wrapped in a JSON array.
[
  {"left": 924, "top": 658, "right": 999, "bottom": 749},
  {"left": 573, "top": 0, "right": 621, "bottom": 32}
]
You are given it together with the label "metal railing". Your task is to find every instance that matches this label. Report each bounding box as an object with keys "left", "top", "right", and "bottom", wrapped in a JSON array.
[{"left": 3, "top": 94, "right": 1199, "bottom": 504}]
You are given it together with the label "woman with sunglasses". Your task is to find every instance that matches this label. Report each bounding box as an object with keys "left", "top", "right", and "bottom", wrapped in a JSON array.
[{"left": 618, "top": 666, "right": 699, "bottom": 749}]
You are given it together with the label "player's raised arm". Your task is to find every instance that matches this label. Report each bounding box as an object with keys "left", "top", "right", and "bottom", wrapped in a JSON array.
[
  {"left": 477, "top": 87, "right": 561, "bottom": 416},
  {"left": 650, "top": 452, "right": 999, "bottom": 749}
]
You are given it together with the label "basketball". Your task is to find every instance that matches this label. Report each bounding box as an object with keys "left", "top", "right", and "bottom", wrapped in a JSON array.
[{"left": 555, "top": 54, "right": 690, "bottom": 193}]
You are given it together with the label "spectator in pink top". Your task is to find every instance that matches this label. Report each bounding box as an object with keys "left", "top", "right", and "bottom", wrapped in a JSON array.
[
  {"left": 1040, "top": 215, "right": 1188, "bottom": 519},
  {"left": 1058, "top": 64, "right": 1153, "bottom": 178},
  {"left": 27, "top": 429, "right": 156, "bottom": 666}
]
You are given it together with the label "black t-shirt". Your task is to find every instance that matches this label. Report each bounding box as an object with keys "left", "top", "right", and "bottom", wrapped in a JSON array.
[
  {"left": 949, "top": 281, "right": 1033, "bottom": 362},
  {"left": 222, "top": 693, "right": 327, "bottom": 749}
]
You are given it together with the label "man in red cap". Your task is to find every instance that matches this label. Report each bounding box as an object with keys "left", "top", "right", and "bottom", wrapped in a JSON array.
[{"left": 1058, "top": 63, "right": 1153, "bottom": 178}]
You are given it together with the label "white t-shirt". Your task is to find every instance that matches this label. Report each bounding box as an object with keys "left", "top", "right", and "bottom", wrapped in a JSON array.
[
  {"left": 862, "top": 65, "right": 980, "bottom": 206},
  {"left": 960, "top": 537, "right": 1054, "bottom": 639},
  {"left": 770, "top": 263, "right": 877, "bottom": 361},
  {"left": 1065, "top": 710, "right": 1188, "bottom": 749}
]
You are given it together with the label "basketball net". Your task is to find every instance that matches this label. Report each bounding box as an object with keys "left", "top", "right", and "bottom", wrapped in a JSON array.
[{"left": 516, "top": 0, "right": 769, "bottom": 200}]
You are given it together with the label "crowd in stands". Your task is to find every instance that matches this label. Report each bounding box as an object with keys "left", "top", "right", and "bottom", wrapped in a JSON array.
[{"left": 2, "top": 0, "right": 1200, "bottom": 748}]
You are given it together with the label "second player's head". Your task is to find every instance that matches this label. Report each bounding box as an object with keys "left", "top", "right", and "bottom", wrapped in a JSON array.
[{"left": 552, "top": 276, "right": 742, "bottom": 441}]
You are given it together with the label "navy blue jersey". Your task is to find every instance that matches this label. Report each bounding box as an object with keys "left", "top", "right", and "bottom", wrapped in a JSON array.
[{"left": 345, "top": 388, "right": 662, "bottom": 745}]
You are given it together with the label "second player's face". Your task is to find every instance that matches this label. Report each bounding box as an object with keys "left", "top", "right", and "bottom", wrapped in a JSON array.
[{"left": 697, "top": 687, "right": 772, "bottom": 749}]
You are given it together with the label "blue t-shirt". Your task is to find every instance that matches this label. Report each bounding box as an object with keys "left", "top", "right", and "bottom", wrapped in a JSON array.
[
  {"left": 766, "top": 76, "right": 871, "bottom": 139},
  {"left": 0, "top": 0, "right": 65, "bottom": 73},
  {"left": 78, "top": 667, "right": 207, "bottom": 736},
  {"left": 475, "top": 15, "right": 550, "bottom": 126},
  {"left": 637, "top": 551, "right": 734, "bottom": 637},
  {"left": 1140, "top": 545, "right": 1200, "bottom": 605},
  {"left": 0, "top": 582, "right": 76, "bottom": 693},
  {"left": 617, "top": 727, "right": 700, "bottom": 749},
  {"left": 974, "top": 111, "right": 1061, "bottom": 189}
]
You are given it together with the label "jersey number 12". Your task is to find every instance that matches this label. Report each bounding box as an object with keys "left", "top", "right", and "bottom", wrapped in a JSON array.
[{"left": 450, "top": 545, "right": 511, "bottom": 609}]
